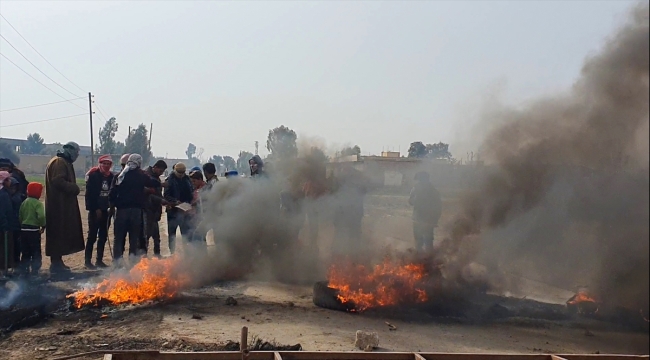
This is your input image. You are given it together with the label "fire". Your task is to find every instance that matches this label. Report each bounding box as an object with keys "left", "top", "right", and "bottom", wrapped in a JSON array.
[
  {"left": 567, "top": 291, "right": 597, "bottom": 305},
  {"left": 327, "top": 258, "right": 429, "bottom": 312},
  {"left": 67, "top": 257, "right": 191, "bottom": 309},
  {"left": 566, "top": 290, "right": 599, "bottom": 315}
]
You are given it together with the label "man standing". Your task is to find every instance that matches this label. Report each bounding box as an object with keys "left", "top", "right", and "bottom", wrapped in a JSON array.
[
  {"left": 84, "top": 155, "right": 114, "bottom": 269},
  {"left": 45, "top": 142, "right": 85, "bottom": 273},
  {"left": 408, "top": 172, "right": 442, "bottom": 252},
  {"left": 142, "top": 160, "right": 168, "bottom": 257},
  {"left": 164, "top": 162, "right": 193, "bottom": 254},
  {"left": 109, "top": 154, "right": 160, "bottom": 266}
]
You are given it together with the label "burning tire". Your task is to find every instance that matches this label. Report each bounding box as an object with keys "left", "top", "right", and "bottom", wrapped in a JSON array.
[{"left": 312, "top": 281, "right": 355, "bottom": 312}]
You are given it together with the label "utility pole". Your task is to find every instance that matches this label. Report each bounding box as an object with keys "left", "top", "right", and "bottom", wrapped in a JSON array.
[
  {"left": 88, "top": 92, "right": 95, "bottom": 165},
  {"left": 148, "top": 123, "right": 153, "bottom": 153},
  {"left": 254, "top": 141, "right": 259, "bottom": 155}
]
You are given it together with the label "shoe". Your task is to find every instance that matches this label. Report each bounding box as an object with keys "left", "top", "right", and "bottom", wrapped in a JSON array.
[
  {"left": 49, "top": 263, "right": 70, "bottom": 274},
  {"left": 95, "top": 261, "right": 109, "bottom": 268},
  {"left": 84, "top": 262, "right": 96, "bottom": 270}
]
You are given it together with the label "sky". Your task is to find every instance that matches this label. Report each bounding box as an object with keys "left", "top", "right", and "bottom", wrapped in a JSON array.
[{"left": 0, "top": 0, "right": 639, "bottom": 160}]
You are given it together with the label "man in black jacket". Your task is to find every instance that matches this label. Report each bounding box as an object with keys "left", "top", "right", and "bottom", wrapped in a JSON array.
[
  {"left": 109, "top": 154, "right": 160, "bottom": 265},
  {"left": 142, "top": 160, "right": 168, "bottom": 257},
  {"left": 84, "top": 155, "right": 115, "bottom": 268},
  {"left": 164, "top": 162, "right": 193, "bottom": 254}
]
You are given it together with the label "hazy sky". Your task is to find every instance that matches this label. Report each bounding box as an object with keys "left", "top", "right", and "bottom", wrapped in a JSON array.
[{"left": 0, "top": 1, "right": 638, "bottom": 160}]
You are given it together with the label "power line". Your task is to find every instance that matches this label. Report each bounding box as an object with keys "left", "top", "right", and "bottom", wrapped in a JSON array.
[
  {"left": 0, "top": 97, "right": 85, "bottom": 112},
  {"left": 0, "top": 52, "right": 87, "bottom": 112},
  {"left": 0, "top": 33, "right": 81, "bottom": 98},
  {"left": 0, "top": 13, "right": 86, "bottom": 93},
  {"left": 94, "top": 103, "right": 110, "bottom": 121},
  {"left": 0, "top": 113, "right": 88, "bottom": 128}
]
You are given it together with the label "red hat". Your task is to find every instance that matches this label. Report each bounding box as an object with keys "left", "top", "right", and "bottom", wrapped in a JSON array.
[
  {"left": 98, "top": 154, "right": 113, "bottom": 164},
  {"left": 27, "top": 182, "right": 43, "bottom": 199}
]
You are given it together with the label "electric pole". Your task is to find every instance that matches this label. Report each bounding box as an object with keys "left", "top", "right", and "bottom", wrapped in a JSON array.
[
  {"left": 148, "top": 123, "right": 153, "bottom": 154},
  {"left": 89, "top": 92, "right": 95, "bottom": 165},
  {"left": 255, "top": 141, "right": 259, "bottom": 155}
]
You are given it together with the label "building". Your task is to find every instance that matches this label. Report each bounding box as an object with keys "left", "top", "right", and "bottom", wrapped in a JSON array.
[
  {"left": 0, "top": 137, "right": 93, "bottom": 156},
  {"left": 326, "top": 155, "right": 484, "bottom": 191}
]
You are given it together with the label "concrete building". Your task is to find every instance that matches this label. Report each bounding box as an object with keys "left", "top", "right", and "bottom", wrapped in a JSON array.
[
  {"left": 0, "top": 137, "right": 92, "bottom": 156},
  {"left": 327, "top": 155, "right": 484, "bottom": 191}
]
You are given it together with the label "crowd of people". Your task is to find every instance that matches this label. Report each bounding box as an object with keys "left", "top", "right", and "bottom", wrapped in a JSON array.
[{"left": 1, "top": 141, "right": 442, "bottom": 277}]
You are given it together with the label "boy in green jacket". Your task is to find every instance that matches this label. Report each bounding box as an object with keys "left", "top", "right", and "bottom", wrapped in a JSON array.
[{"left": 19, "top": 182, "right": 46, "bottom": 275}]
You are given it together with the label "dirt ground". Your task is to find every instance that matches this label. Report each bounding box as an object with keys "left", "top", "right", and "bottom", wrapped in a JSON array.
[{"left": 0, "top": 194, "right": 648, "bottom": 360}]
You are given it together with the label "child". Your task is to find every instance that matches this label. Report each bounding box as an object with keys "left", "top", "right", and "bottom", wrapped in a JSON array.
[{"left": 19, "top": 182, "right": 46, "bottom": 275}]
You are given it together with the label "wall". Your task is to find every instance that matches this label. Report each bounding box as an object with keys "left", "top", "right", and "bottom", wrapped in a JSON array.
[
  {"left": 327, "top": 157, "right": 485, "bottom": 191},
  {"left": 18, "top": 154, "right": 89, "bottom": 177}
]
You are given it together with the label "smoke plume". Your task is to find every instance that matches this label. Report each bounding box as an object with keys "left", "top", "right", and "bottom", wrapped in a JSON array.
[{"left": 437, "top": 4, "right": 649, "bottom": 311}]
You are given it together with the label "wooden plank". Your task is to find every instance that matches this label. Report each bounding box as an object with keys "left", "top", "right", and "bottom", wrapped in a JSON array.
[
  {"left": 563, "top": 357, "right": 643, "bottom": 360},
  {"left": 103, "top": 355, "right": 112, "bottom": 360},
  {"left": 108, "top": 352, "right": 649, "bottom": 360}
]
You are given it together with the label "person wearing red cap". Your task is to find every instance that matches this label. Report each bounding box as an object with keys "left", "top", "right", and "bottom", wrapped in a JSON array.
[
  {"left": 19, "top": 182, "right": 46, "bottom": 275},
  {"left": 84, "top": 155, "right": 115, "bottom": 269}
]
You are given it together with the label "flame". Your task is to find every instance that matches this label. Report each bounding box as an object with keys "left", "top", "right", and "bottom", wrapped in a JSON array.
[
  {"left": 566, "top": 290, "right": 600, "bottom": 314},
  {"left": 67, "top": 257, "right": 191, "bottom": 309},
  {"left": 327, "top": 258, "right": 429, "bottom": 311},
  {"left": 567, "top": 291, "right": 598, "bottom": 305}
]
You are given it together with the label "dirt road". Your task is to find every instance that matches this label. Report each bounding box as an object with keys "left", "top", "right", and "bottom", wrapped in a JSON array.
[{"left": 1, "top": 195, "right": 647, "bottom": 360}]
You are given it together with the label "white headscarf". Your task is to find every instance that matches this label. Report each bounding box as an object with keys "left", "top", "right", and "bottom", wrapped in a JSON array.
[{"left": 116, "top": 154, "right": 143, "bottom": 185}]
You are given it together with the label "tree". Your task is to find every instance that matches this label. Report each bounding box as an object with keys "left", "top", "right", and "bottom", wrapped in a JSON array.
[
  {"left": 266, "top": 125, "right": 298, "bottom": 160},
  {"left": 426, "top": 142, "right": 452, "bottom": 160},
  {"left": 408, "top": 141, "right": 427, "bottom": 158},
  {"left": 185, "top": 143, "right": 197, "bottom": 160},
  {"left": 0, "top": 142, "right": 20, "bottom": 165},
  {"left": 124, "top": 124, "right": 152, "bottom": 164},
  {"left": 236, "top": 151, "right": 254, "bottom": 175},
  {"left": 223, "top": 156, "right": 236, "bottom": 171},
  {"left": 98, "top": 117, "right": 119, "bottom": 155},
  {"left": 208, "top": 155, "right": 224, "bottom": 173},
  {"left": 340, "top": 145, "right": 361, "bottom": 157},
  {"left": 23, "top": 133, "right": 46, "bottom": 154}
]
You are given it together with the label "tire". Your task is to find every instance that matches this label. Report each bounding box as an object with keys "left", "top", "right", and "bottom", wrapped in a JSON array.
[{"left": 312, "top": 281, "right": 356, "bottom": 312}]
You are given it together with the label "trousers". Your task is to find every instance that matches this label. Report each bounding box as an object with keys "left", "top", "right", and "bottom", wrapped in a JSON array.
[
  {"left": 20, "top": 229, "right": 42, "bottom": 273},
  {"left": 113, "top": 208, "right": 143, "bottom": 260},
  {"left": 85, "top": 210, "right": 109, "bottom": 263},
  {"left": 413, "top": 221, "right": 435, "bottom": 252}
]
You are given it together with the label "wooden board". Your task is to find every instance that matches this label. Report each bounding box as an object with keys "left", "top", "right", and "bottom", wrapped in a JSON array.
[{"left": 105, "top": 352, "right": 650, "bottom": 360}]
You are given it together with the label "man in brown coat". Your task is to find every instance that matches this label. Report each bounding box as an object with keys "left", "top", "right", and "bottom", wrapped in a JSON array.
[{"left": 45, "top": 142, "right": 85, "bottom": 272}]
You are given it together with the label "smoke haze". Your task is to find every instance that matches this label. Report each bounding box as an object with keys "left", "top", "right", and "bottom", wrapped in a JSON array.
[{"left": 437, "top": 3, "right": 649, "bottom": 311}]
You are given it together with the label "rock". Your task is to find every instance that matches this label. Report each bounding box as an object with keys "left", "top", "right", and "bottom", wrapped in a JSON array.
[
  {"left": 355, "top": 330, "right": 379, "bottom": 351},
  {"left": 225, "top": 297, "right": 238, "bottom": 306}
]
